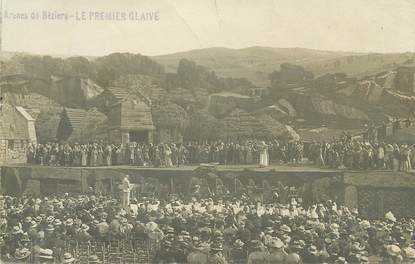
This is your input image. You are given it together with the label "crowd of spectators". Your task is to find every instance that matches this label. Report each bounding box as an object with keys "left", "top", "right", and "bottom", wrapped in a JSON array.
[
  {"left": 26, "top": 140, "right": 305, "bottom": 168},
  {"left": 307, "top": 136, "right": 414, "bottom": 172},
  {"left": 26, "top": 135, "right": 414, "bottom": 172},
  {"left": 1, "top": 193, "right": 414, "bottom": 263}
]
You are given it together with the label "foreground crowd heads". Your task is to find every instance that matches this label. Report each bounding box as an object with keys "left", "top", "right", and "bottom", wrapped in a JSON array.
[
  {"left": 2, "top": 194, "right": 415, "bottom": 263},
  {"left": 27, "top": 135, "right": 414, "bottom": 171}
]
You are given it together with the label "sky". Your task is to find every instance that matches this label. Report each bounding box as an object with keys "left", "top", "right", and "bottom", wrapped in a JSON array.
[{"left": 1, "top": 0, "right": 415, "bottom": 56}]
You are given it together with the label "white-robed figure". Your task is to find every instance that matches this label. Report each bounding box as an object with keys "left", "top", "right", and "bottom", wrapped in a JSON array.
[
  {"left": 122, "top": 175, "right": 134, "bottom": 208},
  {"left": 259, "top": 141, "right": 269, "bottom": 167}
]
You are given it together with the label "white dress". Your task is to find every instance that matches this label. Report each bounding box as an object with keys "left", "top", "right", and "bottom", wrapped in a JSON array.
[
  {"left": 259, "top": 146, "right": 269, "bottom": 167},
  {"left": 122, "top": 177, "right": 132, "bottom": 208}
]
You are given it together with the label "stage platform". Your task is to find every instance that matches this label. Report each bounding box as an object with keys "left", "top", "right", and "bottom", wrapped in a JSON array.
[
  {"left": 3, "top": 163, "right": 340, "bottom": 172},
  {"left": 2, "top": 164, "right": 415, "bottom": 218}
]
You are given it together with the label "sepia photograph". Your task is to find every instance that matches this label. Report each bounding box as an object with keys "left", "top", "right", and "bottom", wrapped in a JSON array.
[{"left": 1, "top": 0, "right": 415, "bottom": 263}]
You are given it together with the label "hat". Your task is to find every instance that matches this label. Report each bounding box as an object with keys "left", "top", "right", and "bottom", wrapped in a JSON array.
[
  {"left": 334, "top": 257, "right": 347, "bottom": 264},
  {"left": 181, "top": 230, "right": 190, "bottom": 236},
  {"left": 351, "top": 242, "right": 365, "bottom": 252},
  {"left": 360, "top": 220, "right": 370, "bottom": 229},
  {"left": 280, "top": 225, "right": 292, "bottom": 233},
  {"left": 385, "top": 211, "right": 397, "bottom": 222},
  {"left": 20, "top": 233, "right": 31, "bottom": 242},
  {"left": 386, "top": 245, "right": 401, "bottom": 256},
  {"left": 146, "top": 221, "right": 158, "bottom": 232},
  {"left": 53, "top": 219, "right": 62, "bottom": 226},
  {"left": 359, "top": 256, "right": 369, "bottom": 263},
  {"left": 30, "top": 221, "right": 38, "bottom": 229},
  {"left": 46, "top": 216, "right": 55, "bottom": 224},
  {"left": 12, "top": 226, "right": 23, "bottom": 235},
  {"left": 81, "top": 224, "right": 90, "bottom": 232},
  {"left": 308, "top": 245, "right": 318, "bottom": 255},
  {"left": 88, "top": 255, "right": 101, "bottom": 263},
  {"left": 404, "top": 247, "right": 415, "bottom": 259},
  {"left": 404, "top": 226, "right": 413, "bottom": 233},
  {"left": 39, "top": 249, "right": 53, "bottom": 259},
  {"left": 330, "top": 223, "right": 340, "bottom": 230},
  {"left": 64, "top": 218, "right": 74, "bottom": 226},
  {"left": 37, "top": 231, "right": 45, "bottom": 239},
  {"left": 163, "top": 240, "right": 172, "bottom": 247},
  {"left": 269, "top": 239, "right": 284, "bottom": 249},
  {"left": 211, "top": 243, "right": 223, "bottom": 251},
  {"left": 45, "top": 225, "right": 55, "bottom": 232},
  {"left": 309, "top": 211, "right": 319, "bottom": 219},
  {"left": 264, "top": 227, "right": 274, "bottom": 234},
  {"left": 292, "top": 240, "right": 304, "bottom": 250},
  {"left": 14, "top": 248, "right": 31, "bottom": 260},
  {"left": 296, "top": 225, "right": 305, "bottom": 232},
  {"left": 63, "top": 253, "right": 75, "bottom": 263},
  {"left": 233, "top": 239, "right": 245, "bottom": 249}
]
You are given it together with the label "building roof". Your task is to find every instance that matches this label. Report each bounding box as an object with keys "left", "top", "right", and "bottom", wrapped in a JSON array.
[
  {"left": 106, "top": 86, "right": 151, "bottom": 106},
  {"left": 0, "top": 104, "right": 36, "bottom": 140},
  {"left": 106, "top": 86, "right": 130, "bottom": 101},
  {"left": 58, "top": 108, "right": 107, "bottom": 141},
  {"left": 63, "top": 108, "right": 87, "bottom": 131},
  {"left": 15, "top": 106, "right": 35, "bottom": 121}
]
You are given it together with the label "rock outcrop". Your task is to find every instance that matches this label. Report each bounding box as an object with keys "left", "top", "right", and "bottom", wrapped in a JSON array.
[
  {"left": 394, "top": 65, "right": 415, "bottom": 94},
  {"left": 51, "top": 76, "right": 104, "bottom": 107},
  {"left": 289, "top": 94, "right": 369, "bottom": 121},
  {"left": 208, "top": 92, "right": 259, "bottom": 118}
]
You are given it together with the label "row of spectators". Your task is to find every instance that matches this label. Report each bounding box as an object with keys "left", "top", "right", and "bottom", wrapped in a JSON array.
[
  {"left": 0, "top": 193, "right": 414, "bottom": 263},
  {"left": 26, "top": 140, "right": 305, "bottom": 168},
  {"left": 308, "top": 137, "right": 414, "bottom": 172},
  {"left": 27, "top": 136, "right": 414, "bottom": 172}
]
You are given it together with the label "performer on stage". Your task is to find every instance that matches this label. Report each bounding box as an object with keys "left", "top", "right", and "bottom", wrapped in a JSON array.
[
  {"left": 122, "top": 174, "right": 133, "bottom": 208},
  {"left": 259, "top": 141, "right": 269, "bottom": 168}
]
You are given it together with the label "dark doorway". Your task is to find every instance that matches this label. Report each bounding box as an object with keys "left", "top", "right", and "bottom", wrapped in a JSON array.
[{"left": 129, "top": 131, "right": 149, "bottom": 143}]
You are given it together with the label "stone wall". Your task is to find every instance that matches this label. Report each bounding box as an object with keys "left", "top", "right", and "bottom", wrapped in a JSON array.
[
  {"left": 4, "top": 165, "right": 415, "bottom": 219},
  {"left": 1, "top": 166, "right": 339, "bottom": 202},
  {"left": 342, "top": 171, "right": 415, "bottom": 219}
]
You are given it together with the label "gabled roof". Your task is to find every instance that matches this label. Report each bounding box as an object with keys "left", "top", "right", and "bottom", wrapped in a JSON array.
[
  {"left": 59, "top": 108, "right": 107, "bottom": 141},
  {"left": 0, "top": 104, "right": 35, "bottom": 140},
  {"left": 106, "top": 86, "right": 151, "bottom": 106},
  {"left": 15, "top": 106, "right": 35, "bottom": 121},
  {"left": 63, "top": 108, "right": 87, "bottom": 130},
  {"left": 106, "top": 86, "right": 129, "bottom": 101}
]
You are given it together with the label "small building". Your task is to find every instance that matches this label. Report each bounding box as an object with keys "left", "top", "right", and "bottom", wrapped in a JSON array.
[
  {"left": 56, "top": 107, "right": 107, "bottom": 142},
  {"left": 0, "top": 103, "right": 37, "bottom": 164},
  {"left": 97, "top": 87, "right": 154, "bottom": 144}
]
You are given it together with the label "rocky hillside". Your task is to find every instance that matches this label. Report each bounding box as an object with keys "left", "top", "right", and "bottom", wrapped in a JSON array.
[
  {"left": 1, "top": 47, "right": 415, "bottom": 142},
  {"left": 154, "top": 47, "right": 415, "bottom": 87}
]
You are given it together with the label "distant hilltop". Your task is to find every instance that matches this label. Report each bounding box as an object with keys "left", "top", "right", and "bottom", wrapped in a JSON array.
[{"left": 152, "top": 46, "right": 415, "bottom": 87}]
